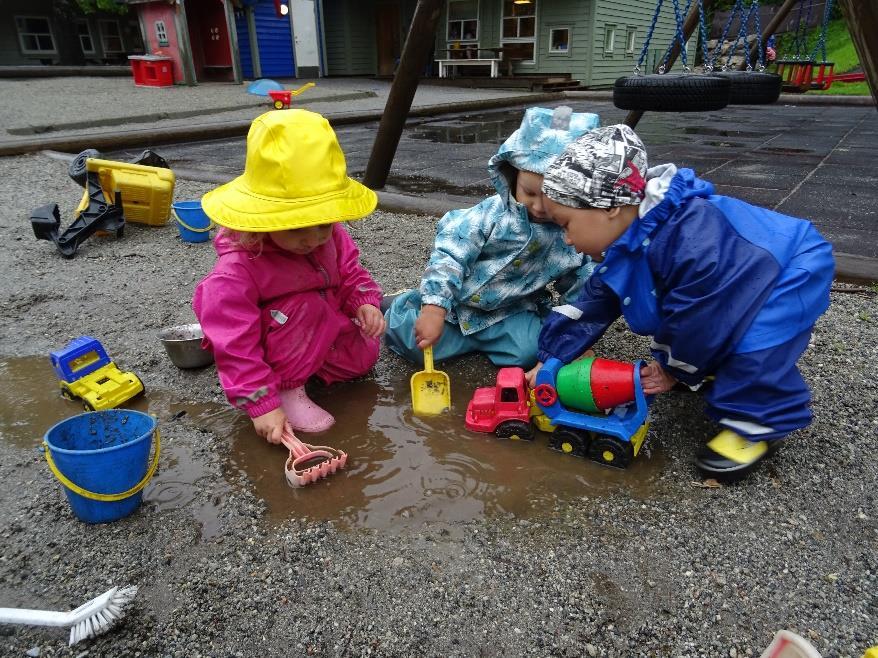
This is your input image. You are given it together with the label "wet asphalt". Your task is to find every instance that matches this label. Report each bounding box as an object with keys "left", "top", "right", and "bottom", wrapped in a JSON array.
[{"left": 104, "top": 99, "right": 878, "bottom": 265}]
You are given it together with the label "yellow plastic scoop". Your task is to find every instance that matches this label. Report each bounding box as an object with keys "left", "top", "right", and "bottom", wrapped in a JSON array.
[{"left": 410, "top": 346, "right": 451, "bottom": 416}]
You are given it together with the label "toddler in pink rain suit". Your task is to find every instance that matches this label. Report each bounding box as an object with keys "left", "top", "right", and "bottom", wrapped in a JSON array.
[{"left": 193, "top": 109, "right": 384, "bottom": 444}]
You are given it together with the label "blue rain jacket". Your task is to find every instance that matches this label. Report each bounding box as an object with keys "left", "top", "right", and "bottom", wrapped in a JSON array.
[
  {"left": 419, "top": 107, "right": 601, "bottom": 336},
  {"left": 538, "top": 165, "right": 834, "bottom": 386}
]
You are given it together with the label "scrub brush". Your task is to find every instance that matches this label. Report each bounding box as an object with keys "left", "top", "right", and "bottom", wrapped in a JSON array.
[{"left": 0, "top": 584, "right": 138, "bottom": 646}]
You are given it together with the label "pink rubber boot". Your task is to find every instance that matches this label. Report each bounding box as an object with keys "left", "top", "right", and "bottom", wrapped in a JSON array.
[{"left": 280, "top": 386, "right": 335, "bottom": 433}]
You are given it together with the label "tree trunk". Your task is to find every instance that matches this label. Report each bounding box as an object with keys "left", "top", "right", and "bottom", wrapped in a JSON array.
[{"left": 364, "top": 0, "right": 444, "bottom": 189}]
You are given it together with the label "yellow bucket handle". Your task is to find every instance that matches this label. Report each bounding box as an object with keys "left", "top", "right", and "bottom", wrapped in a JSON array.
[
  {"left": 42, "top": 428, "right": 161, "bottom": 502},
  {"left": 172, "top": 209, "right": 214, "bottom": 233}
]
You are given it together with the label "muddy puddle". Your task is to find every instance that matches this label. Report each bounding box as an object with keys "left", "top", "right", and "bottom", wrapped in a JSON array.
[
  {"left": 0, "top": 357, "right": 226, "bottom": 538},
  {"left": 1, "top": 356, "right": 664, "bottom": 536}
]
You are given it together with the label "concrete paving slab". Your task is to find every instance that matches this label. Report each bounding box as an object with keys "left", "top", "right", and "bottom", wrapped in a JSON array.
[
  {"left": 811, "top": 164, "right": 876, "bottom": 186},
  {"left": 705, "top": 163, "right": 815, "bottom": 189},
  {"left": 706, "top": 185, "right": 790, "bottom": 208}
]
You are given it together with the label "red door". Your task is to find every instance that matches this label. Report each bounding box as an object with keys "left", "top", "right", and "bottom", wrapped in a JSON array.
[{"left": 186, "top": 0, "right": 232, "bottom": 80}]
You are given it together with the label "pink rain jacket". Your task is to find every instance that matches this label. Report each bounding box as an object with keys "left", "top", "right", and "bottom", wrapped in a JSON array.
[{"left": 193, "top": 224, "right": 382, "bottom": 418}]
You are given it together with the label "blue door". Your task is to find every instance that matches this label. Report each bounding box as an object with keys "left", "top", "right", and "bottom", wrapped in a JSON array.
[
  {"left": 254, "top": 0, "right": 295, "bottom": 78},
  {"left": 233, "top": 8, "right": 254, "bottom": 79}
]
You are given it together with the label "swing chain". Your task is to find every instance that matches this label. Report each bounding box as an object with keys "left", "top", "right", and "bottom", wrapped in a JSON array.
[
  {"left": 708, "top": 0, "right": 743, "bottom": 71},
  {"left": 661, "top": 0, "right": 690, "bottom": 72},
  {"left": 636, "top": 0, "right": 666, "bottom": 73},
  {"left": 808, "top": 0, "right": 835, "bottom": 63},
  {"left": 696, "top": 0, "right": 712, "bottom": 72},
  {"left": 753, "top": 0, "right": 765, "bottom": 70},
  {"left": 793, "top": 0, "right": 814, "bottom": 60},
  {"left": 725, "top": 0, "right": 757, "bottom": 70}
]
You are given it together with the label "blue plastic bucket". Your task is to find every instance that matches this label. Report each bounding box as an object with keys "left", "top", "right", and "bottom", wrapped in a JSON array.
[
  {"left": 172, "top": 200, "right": 213, "bottom": 243},
  {"left": 43, "top": 410, "right": 160, "bottom": 524}
]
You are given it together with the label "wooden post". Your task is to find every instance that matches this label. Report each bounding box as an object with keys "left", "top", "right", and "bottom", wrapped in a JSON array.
[
  {"left": 363, "top": 0, "right": 444, "bottom": 189},
  {"left": 737, "top": 0, "right": 800, "bottom": 70},
  {"left": 624, "top": 0, "right": 712, "bottom": 129},
  {"left": 836, "top": 0, "right": 878, "bottom": 106}
]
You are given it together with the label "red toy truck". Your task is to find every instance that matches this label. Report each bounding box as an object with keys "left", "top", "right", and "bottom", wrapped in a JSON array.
[{"left": 465, "top": 367, "right": 539, "bottom": 441}]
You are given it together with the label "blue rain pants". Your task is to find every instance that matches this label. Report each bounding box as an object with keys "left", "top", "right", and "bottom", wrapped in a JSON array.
[
  {"left": 384, "top": 290, "right": 542, "bottom": 368},
  {"left": 706, "top": 328, "right": 814, "bottom": 441}
]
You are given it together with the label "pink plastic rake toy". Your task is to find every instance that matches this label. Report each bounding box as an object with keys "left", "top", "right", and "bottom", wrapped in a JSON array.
[{"left": 280, "top": 423, "right": 348, "bottom": 487}]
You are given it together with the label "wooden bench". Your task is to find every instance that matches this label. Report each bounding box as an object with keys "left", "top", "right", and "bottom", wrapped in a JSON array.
[
  {"left": 493, "top": 44, "right": 533, "bottom": 77},
  {"left": 435, "top": 57, "right": 500, "bottom": 78}
]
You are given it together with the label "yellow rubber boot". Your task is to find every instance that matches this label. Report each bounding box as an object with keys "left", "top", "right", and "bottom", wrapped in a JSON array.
[{"left": 695, "top": 429, "right": 777, "bottom": 481}]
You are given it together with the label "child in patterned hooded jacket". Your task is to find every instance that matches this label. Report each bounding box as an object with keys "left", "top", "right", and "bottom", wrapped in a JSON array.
[{"left": 383, "top": 106, "right": 600, "bottom": 368}]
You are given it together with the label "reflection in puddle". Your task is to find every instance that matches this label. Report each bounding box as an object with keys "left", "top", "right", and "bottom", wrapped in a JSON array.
[
  {"left": 211, "top": 359, "right": 665, "bottom": 533},
  {"left": 410, "top": 117, "right": 523, "bottom": 144},
  {"left": 381, "top": 174, "right": 491, "bottom": 198},
  {"left": 2, "top": 356, "right": 665, "bottom": 536}
]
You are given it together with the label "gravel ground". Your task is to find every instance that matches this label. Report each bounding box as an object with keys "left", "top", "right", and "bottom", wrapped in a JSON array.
[{"left": 0, "top": 152, "right": 876, "bottom": 657}]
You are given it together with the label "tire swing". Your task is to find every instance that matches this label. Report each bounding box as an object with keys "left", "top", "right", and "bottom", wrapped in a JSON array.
[
  {"left": 708, "top": 0, "right": 782, "bottom": 105},
  {"left": 613, "top": 0, "right": 730, "bottom": 112}
]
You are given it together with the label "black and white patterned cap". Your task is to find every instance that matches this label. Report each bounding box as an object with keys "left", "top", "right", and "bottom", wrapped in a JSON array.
[{"left": 542, "top": 124, "right": 648, "bottom": 210}]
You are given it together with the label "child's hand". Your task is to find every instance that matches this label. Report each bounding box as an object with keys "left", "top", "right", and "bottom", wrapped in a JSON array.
[
  {"left": 415, "top": 305, "right": 447, "bottom": 349},
  {"left": 525, "top": 361, "right": 544, "bottom": 388},
  {"left": 252, "top": 408, "right": 287, "bottom": 444},
  {"left": 640, "top": 361, "right": 677, "bottom": 395},
  {"left": 356, "top": 304, "right": 386, "bottom": 338}
]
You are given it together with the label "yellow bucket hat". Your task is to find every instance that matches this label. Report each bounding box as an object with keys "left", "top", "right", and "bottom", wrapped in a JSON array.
[{"left": 201, "top": 109, "right": 377, "bottom": 232}]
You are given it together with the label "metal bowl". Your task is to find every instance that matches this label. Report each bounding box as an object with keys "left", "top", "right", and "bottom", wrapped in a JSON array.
[{"left": 158, "top": 323, "right": 214, "bottom": 369}]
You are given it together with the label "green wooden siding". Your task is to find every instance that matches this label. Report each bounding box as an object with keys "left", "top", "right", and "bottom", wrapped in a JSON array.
[
  {"left": 320, "top": 0, "right": 679, "bottom": 83},
  {"left": 590, "top": 0, "right": 679, "bottom": 87},
  {"left": 435, "top": 0, "right": 675, "bottom": 84},
  {"left": 533, "top": 0, "right": 591, "bottom": 81},
  {"left": 323, "top": 0, "right": 377, "bottom": 75}
]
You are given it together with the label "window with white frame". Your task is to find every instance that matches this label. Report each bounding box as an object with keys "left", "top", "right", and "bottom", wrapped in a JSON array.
[
  {"left": 549, "top": 27, "right": 570, "bottom": 54},
  {"left": 501, "top": 0, "right": 537, "bottom": 62},
  {"left": 604, "top": 24, "right": 616, "bottom": 54},
  {"left": 447, "top": 0, "right": 479, "bottom": 58},
  {"left": 15, "top": 16, "right": 57, "bottom": 55},
  {"left": 99, "top": 19, "right": 124, "bottom": 53},
  {"left": 154, "top": 20, "right": 168, "bottom": 47},
  {"left": 76, "top": 19, "right": 95, "bottom": 55},
  {"left": 626, "top": 27, "right": 637, "bottom": 54}
]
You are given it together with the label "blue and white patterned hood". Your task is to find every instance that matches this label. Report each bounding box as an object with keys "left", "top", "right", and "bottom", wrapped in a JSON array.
[{"left": 488, "top": 106, "right": 601, "bottom": 204}]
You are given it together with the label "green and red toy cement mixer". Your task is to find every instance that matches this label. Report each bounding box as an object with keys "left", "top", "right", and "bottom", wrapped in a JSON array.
[{"left": 465, "top": 356, "right": 651, "bottom": 468}]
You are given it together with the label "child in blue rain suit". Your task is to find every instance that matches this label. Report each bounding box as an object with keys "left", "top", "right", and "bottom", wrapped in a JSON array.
[
  {"left": 530, "top": 124, "right": 834, "bottom": 480},
  {"left": 384, "top": 106, "right": 600, "bottom": 368}
]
